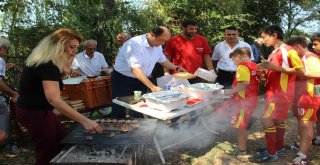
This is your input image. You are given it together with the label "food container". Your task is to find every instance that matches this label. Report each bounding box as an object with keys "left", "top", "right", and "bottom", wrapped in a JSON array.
[
  {"left": 61, "top": 76, "right": 112, "bottom": 109},
  {"left": 184, "top": 83, "right": 223, "bottom": 99},
  {"left": 194, "top": 68, "right": 217, "bottom": 82},
  {"left": 143, "top": 90, "right": 188, "bottom": 112}
]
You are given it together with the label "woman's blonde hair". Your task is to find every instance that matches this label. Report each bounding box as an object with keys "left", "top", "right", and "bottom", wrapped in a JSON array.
[{"left": 26, "top": 29, "right": 83, "bottom": 71}]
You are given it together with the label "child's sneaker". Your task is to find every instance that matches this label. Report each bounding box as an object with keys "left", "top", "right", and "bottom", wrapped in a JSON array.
[
  {"left": 0, "top": 143, "right": 19, "bottom": 155},
  {"left": 287, "top": 142, "right": 300, "bottom": 151},
  {"left": 291, "top": 155, "right": 308, "bottom": 165},
  {"left": 311, "top": 138, "right": 320, "bottom": 146},
  {"left": 9, "top": 143, "right": 19, "bottom": 154},
  {"left": 252, "top": 150, "right": 279, "bottom": 163},
  {"left": 277, "top": 148, "right": 287, "bottom": 157}
]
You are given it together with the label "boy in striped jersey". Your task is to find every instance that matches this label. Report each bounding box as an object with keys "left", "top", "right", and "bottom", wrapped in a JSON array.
[
  {"left": 287, "top": 36, "right": 320, "bottom": 165},
  {"left": 214, "top": 47, "right": 259, "bottom": 156},
  {"left": 252, "top": 25, "right": 305, "bottom": 163}
]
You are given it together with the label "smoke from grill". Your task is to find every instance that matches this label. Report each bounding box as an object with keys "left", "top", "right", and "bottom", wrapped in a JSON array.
[{"left": 155, "top": 105, "right": 231, "bottom": 150}]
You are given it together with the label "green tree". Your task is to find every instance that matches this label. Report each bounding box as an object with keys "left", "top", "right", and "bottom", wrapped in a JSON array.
[
  {"left": 282, "top": 0, "right": 320, "bottom": 38},
  {"left": 155, "top": 0, "right": 255, "bottom": 46},
  {"left": 242, "top": 0, "right": 286, "bottom": 40}
]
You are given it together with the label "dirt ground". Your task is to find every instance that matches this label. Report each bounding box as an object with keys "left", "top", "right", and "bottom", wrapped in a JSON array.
[{"left": 1, "top": 98, "right": 320, "bottom": 165}]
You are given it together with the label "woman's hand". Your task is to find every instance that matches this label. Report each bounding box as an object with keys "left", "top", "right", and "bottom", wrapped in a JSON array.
[{"left": 82, "top": 118, "right": 102, "bottom": 133}]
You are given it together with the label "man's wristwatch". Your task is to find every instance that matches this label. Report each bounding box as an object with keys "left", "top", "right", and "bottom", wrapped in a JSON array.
[{"left": 175, "top": 66, "right": 180, "bottom": 71}]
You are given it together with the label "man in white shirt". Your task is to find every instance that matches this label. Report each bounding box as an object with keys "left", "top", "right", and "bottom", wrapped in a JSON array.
[
  {"left": 212, "top": 26, "right": 253, "bottom": 89},
  {"left": 110, "top": 26, "right": 186, "bottom": 119},
  {"left": 0, "top": 38, "right": 18, "bottom": 147},
  {"left": 71, "top": 39, "right": 109, "bottom": 77}
]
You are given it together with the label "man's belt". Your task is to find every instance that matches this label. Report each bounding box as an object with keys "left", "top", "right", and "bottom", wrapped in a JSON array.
[{"left": 219, "top": 69, "right": 236, "bottom": 73}]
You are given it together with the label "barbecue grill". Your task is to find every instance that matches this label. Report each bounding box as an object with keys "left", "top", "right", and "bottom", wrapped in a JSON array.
[{"left": 50, "top": 118, "right": 164, "bottom": 165}]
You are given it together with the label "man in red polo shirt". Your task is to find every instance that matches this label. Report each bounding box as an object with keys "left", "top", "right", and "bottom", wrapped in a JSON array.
[{"left": 164, "top": 19, "right": 214, "bottom": 83}]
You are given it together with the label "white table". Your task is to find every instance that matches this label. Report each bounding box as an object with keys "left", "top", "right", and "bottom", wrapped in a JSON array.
[
  {"left": 112, "top": 97, "right": 226, "bottom": 164},
  {"left": 112, "top": 98, "right": 224, "bottom": 121}
]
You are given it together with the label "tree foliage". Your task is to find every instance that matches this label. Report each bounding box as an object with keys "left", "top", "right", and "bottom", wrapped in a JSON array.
[
  {"left": 282, "top": 0, "right": 320, "bottom": 38},
  {"left": 155, "top": 0, "right": 255, "bottom": 46}
]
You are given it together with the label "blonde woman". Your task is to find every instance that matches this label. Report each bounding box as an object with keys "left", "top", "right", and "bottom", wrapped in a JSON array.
[{"left": 16, "top": 29, "right": 102, "bottom": 165}]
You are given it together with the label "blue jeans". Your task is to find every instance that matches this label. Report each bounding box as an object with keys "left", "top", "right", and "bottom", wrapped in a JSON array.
[{"left": 0, "top": 96, "right": 9, "bottom": 141}]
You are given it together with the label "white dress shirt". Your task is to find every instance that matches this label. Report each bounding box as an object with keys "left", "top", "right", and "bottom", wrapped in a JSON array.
[
  {"left": 212, "top": 40, "right": 253, "bottom": 71},
  {"left": 72, "top": 51, "right": 109, "bottom": 77},
  {"left": 114, "top": 34, "right": 167, "bottom": 78}
]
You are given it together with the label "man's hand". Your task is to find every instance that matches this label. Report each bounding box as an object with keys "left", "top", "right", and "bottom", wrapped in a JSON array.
[
  {"left": 209, "top": 69, "right": 217, "bottom": 76},
  {"left": 6, "top": 63, "right": 15, "bottom": 69},
  {"left": 209, "top": 69, "right": 217, "bottom": 82},
  {"left": 10, "top": 93, "right": 19, "bottom": 103},
  {"left": 176, "top": 67, "right": 187, "bottom": 72},
  {"left": 70, "top": 69, "right": 81, "bottom": 77},
  {"left": 150, "top": 86, "right": 162, "bottom": 92},
  {"left": 259, "top": 60, "right": 275, "bottom": 70},
  {"left": 212, "top": 89, "right": 223, "bottom": 95}
]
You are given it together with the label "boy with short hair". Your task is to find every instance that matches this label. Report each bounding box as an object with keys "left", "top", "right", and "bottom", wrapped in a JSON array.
[
  {"left": 214, "top": 47, "right": 259, "bottom": 155},
  {"left": 252, "top": 25, "right": 305, "bottom": 163},
  {"left": 311, "top": 33, "right": 320, "bottom": 55},
  {"left": 287, "top": 36, "right": 320, "bottom": 165},
  {"left": 310, "top": 33, "right": 320, "bottom": 146}
]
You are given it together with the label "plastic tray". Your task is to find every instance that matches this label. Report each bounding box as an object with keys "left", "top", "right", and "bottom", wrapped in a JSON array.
[
  {"left": 184, "top": 83, "right": 223, "bottom": 99},
  {"left": 143, "top": 91, "right": 188, "bottom": 112}
]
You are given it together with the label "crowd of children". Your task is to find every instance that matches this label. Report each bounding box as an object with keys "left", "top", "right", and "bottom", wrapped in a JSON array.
[{"left": 216, "top": 25, "right": 320, "bottom": 165}]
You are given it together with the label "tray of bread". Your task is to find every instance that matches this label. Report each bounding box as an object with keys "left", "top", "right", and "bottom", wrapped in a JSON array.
[{"left": 173, "top": 72, "right": 196, "bottom": 79}]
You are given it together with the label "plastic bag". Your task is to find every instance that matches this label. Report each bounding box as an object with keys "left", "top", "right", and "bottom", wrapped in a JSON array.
[{"left": 156, "top": 73, "right": 190, "bottom": 89}]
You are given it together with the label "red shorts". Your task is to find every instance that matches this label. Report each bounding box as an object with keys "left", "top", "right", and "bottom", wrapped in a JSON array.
[
  {"left": 292, "top": 94, "right": 320, "bottom": 121},
  {"left": 262, "top": 100, "right": 291, "bottom": 120},
  {"left": 293, "top": 107, "right": 318, "bottom": 121},
  {"left": 214, "top": 98, "right": 257, "bottom": 129},
  {"left": 230, "top": 107, "right": 255, "bottom": 129}
]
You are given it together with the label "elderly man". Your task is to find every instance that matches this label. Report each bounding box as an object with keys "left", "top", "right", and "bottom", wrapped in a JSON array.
[
  {"left": 212, "top": 26, "right": 253, "bottom": 89},
  {"left": 164, "top": 19, "right": 214, "bottom": 84},
  {"left": 0, "top": 38, "right": 18, "bottom": 148},
  {"left": 116, "top": 32, "right": 131, "bottom": 47},
  {"left": 110, "top": 26, "right": 186, "bottom": 119},
  {"left": 71, "top": 39, "right": 109, "bottom": 77}
]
